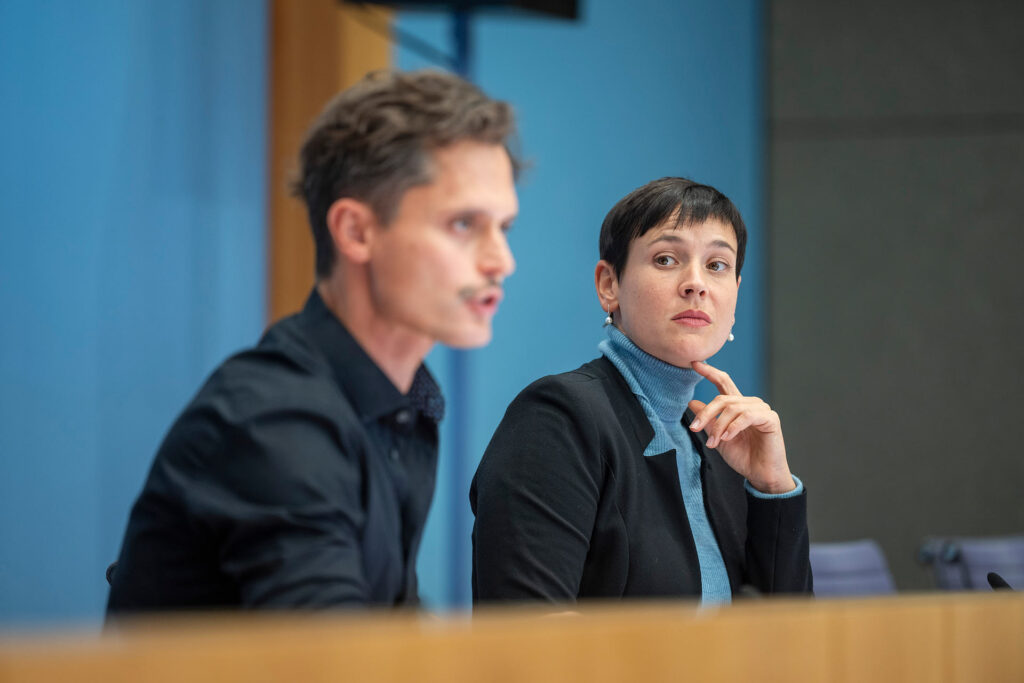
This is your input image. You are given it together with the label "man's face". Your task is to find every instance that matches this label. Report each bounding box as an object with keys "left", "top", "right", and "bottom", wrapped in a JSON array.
[
  {"left": 613, "top": 217, "right": 740, "bottom": 368},
  {"left": 365, "top": 140, "right": 518, "bottom": 348}
]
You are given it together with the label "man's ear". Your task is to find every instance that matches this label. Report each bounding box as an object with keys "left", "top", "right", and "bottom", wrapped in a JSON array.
[
  {"left": 594, "top": 260, "right": 619, "bottom": 315},
  {"left": 326, "top": 198, "right": 378, "bottom": 265}
]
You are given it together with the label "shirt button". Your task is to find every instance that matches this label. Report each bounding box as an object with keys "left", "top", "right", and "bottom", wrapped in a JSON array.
[
  {"left": 395, "top": 409, "right": 412, "bottom": 425},
  {"left": 389, "top": 448, "right": 400, "bottom": 461}
]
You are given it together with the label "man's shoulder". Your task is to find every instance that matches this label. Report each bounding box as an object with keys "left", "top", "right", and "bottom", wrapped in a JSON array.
[
  {"left": 188, "top": 314, "right": 350, "bottom": 430},
  {"left": 150, "top": 320, "right": 364, "bottom": 503}
]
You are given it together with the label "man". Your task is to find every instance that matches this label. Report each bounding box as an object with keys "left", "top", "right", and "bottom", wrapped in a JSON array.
[{"left": 107, "top": 70, "right": 519, "bottom": 612}]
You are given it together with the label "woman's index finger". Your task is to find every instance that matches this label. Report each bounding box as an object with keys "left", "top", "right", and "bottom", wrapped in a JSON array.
[{"left": 691, "top": 360, "right": 743, "bottom": 396}]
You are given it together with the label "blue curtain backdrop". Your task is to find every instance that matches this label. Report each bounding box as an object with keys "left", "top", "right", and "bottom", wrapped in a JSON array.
[
  {"left": 398, "top": 0, "right": 767, "bottom": 610},
  {"left": 0, "top": 0, "right": 267, "bottom": 625}
]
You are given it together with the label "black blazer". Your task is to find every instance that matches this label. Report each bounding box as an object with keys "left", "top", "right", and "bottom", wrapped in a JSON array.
[{"left": 471, "top": 357, "right": 812, "bottom": 603}]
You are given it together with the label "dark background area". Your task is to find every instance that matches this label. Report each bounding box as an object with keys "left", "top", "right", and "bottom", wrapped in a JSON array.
[{"left": 769, "top": 0, "right": 1024, "bottom": 589}]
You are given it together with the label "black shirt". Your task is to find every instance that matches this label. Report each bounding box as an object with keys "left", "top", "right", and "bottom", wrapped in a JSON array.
[{"left": 107, "top": 290, "right": 444, "bottom": 614}]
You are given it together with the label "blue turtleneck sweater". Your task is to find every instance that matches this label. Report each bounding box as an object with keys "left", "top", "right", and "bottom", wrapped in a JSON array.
[
  {"left": 598, "top": 325, "right": 805, "bottom": 604},
  {"left": 599, "top": 325, "right": 732, "bottom": 604}
]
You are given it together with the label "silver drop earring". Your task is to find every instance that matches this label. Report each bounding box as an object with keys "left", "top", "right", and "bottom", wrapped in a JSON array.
[
  {"left": 604, "top": 311, "right": 613, "bottom": 326},
  {"left": 727, "top": 332, "right": 735, "bottom": 342}
]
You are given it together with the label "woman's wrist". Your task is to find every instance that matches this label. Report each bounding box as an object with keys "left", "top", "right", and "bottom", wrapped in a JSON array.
[{"left": 749, "top": 473, "right": 796, "bottom": 495}]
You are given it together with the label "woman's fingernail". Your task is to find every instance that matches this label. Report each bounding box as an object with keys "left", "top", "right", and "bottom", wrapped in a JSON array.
[{"left": 690, "top": 420, "right": 701, "bottom": 430}]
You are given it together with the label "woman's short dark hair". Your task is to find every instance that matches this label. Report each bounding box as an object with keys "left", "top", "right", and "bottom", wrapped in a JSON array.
[
  {"left": 293, "top": 69, "right": 520, "bottom": 279},
  {"left": 599, "top": 177, "right": 747, "bottom": 279}
]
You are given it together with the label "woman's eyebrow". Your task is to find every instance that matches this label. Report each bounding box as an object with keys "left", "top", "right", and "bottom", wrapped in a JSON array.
[
  {"left": 647, "top": 234, "right": 736, "bottom": 254},
  {"left": 647, "top": 233, "right": 684, "bottom": 246},
  {"left": 708, "top": 239, "right": 736, "bottom": 253}
]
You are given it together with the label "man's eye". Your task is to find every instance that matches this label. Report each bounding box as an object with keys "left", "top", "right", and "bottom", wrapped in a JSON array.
[
  {"left": 707, "top": 260, "right": 729, "bottom": 272},
  {"left": 655, "top": 255, "right": 677, "bottom": 266},
  {"left": 451, "top": 217, "right": 472, "bottom": 232}
]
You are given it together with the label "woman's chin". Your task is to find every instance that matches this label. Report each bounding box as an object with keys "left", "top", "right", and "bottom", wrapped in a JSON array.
[
  {"left": 656, "top": 351, "right": 702, "bottom": 370},
  {"left": 632, "top": 334, "right": 725, "bottom": 370},
  {"left": 663, "top": 345, "right": 724, "bottom": 370}
]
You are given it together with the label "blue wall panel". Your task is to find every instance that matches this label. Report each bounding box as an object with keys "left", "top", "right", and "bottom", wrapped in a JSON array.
[
  {"left": 0, "top": 0, "right": 267, "bottom": 625},
  {"left": 0, "top": 0, "right": 763, "bottom": 624},
  {"left": 397, "top": 0, "right": 766, "bottom": 609}
]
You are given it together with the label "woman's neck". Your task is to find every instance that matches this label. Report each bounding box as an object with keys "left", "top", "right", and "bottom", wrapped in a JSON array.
[{"left": 598, "top": 325, "right": 702, "bottom": 422}]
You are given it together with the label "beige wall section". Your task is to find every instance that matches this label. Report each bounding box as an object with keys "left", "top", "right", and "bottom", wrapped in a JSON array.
[{"left": 268, "top": 0, "right": 393, "bottom": 324}]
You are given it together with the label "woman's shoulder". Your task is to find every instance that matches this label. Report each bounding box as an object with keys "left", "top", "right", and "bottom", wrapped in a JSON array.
[
  {"left": 483, "top": 358, "right": 631, "bottom": 467},
  {"left": 510, "top": 356, "right": 634, "bottom": 416},
  {"left": 519, "top": 356, "right": 616, "bottom": 391}
]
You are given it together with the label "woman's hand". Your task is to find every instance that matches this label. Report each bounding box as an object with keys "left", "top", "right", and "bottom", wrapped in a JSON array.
[{"left": 687, "top": 360, "right": 796, "bottom": 495}]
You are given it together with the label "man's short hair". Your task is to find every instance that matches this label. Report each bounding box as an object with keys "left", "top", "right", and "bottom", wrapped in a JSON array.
[
  {"left": 293, "top": 69, "right": 520, "bottom": 279},
  {"left": 599, "top": 177, "right": 747, "bottom": 279}
]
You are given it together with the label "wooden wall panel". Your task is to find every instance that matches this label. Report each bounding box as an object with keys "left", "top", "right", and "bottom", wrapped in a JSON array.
[{"left": 268, "top": 0, "right": 392, "bottom": 323}]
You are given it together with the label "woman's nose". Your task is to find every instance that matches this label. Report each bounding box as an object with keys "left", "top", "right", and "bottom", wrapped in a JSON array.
[{"left": 679, "top": 265, "right": 708, "bottom": 297}]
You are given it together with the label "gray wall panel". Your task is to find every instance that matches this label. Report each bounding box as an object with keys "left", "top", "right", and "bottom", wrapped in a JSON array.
[
  {"left": 772, "top": 133, "right": 1024, "bottom": 587},
  {"left": 772, "top": 0, "right": 1024, "bottom": 120},
  {"left": 770, "top": 0, "right": 1024, "bottom": 589}
]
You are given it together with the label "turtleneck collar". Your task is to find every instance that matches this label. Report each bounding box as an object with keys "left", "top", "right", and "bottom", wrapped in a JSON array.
[{"left": 598, "top": 324, "right": 702, "bottom": 423}]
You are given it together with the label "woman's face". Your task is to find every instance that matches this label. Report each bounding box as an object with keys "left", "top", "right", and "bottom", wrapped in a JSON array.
[{"left": 608, "top": 217, "right": 740, "bottom": 369}]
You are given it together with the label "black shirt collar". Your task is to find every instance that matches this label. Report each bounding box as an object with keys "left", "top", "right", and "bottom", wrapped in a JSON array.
[{"left": 301, "top": 289, "right": 445, "bottom": 424}]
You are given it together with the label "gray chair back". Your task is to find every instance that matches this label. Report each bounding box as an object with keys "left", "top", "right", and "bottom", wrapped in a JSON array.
[
  {"left": 919, "top": 536, "right": 1024, "bottom": 590},
  {"left": 809, "top": 539, "right": 896, "bottom": 597}
]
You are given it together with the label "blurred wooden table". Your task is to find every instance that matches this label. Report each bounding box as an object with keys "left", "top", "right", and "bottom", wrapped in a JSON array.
[{"left": 1, "top": 592, "right": 1021, "bottom": 682}]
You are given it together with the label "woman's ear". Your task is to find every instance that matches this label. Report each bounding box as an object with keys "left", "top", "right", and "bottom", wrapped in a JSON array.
[
  {"left": 594, "top": 260, "right": 619, "bottom": 315},
  {"left": 326, "top": 197, "right": 378, "bottom": 266}
]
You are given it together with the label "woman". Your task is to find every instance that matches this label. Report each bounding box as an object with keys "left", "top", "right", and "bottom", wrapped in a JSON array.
[{"left": 471, "top": 177, "right": 812, "bottom": 604}]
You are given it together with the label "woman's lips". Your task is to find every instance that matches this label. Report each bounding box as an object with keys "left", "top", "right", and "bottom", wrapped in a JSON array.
[{"left": 672, "top": 310, "right": 711, "bottom": 327}]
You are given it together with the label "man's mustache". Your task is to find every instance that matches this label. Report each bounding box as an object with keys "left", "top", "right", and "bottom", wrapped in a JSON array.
[{"left": 457, "top": 279, "right": 502, "bottom": 301}]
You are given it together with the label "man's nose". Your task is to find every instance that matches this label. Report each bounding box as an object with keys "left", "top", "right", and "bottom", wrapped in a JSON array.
[{"left": 479, "top": 226, "right": 516, "bottom": 280}]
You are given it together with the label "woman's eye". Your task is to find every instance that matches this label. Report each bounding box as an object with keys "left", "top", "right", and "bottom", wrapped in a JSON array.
[
  {"left": 654, "top": 254, "right": 677, "bottom": 266},
  {"left": 707, "top": 260, "right": 729, "bottom": 272}
]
